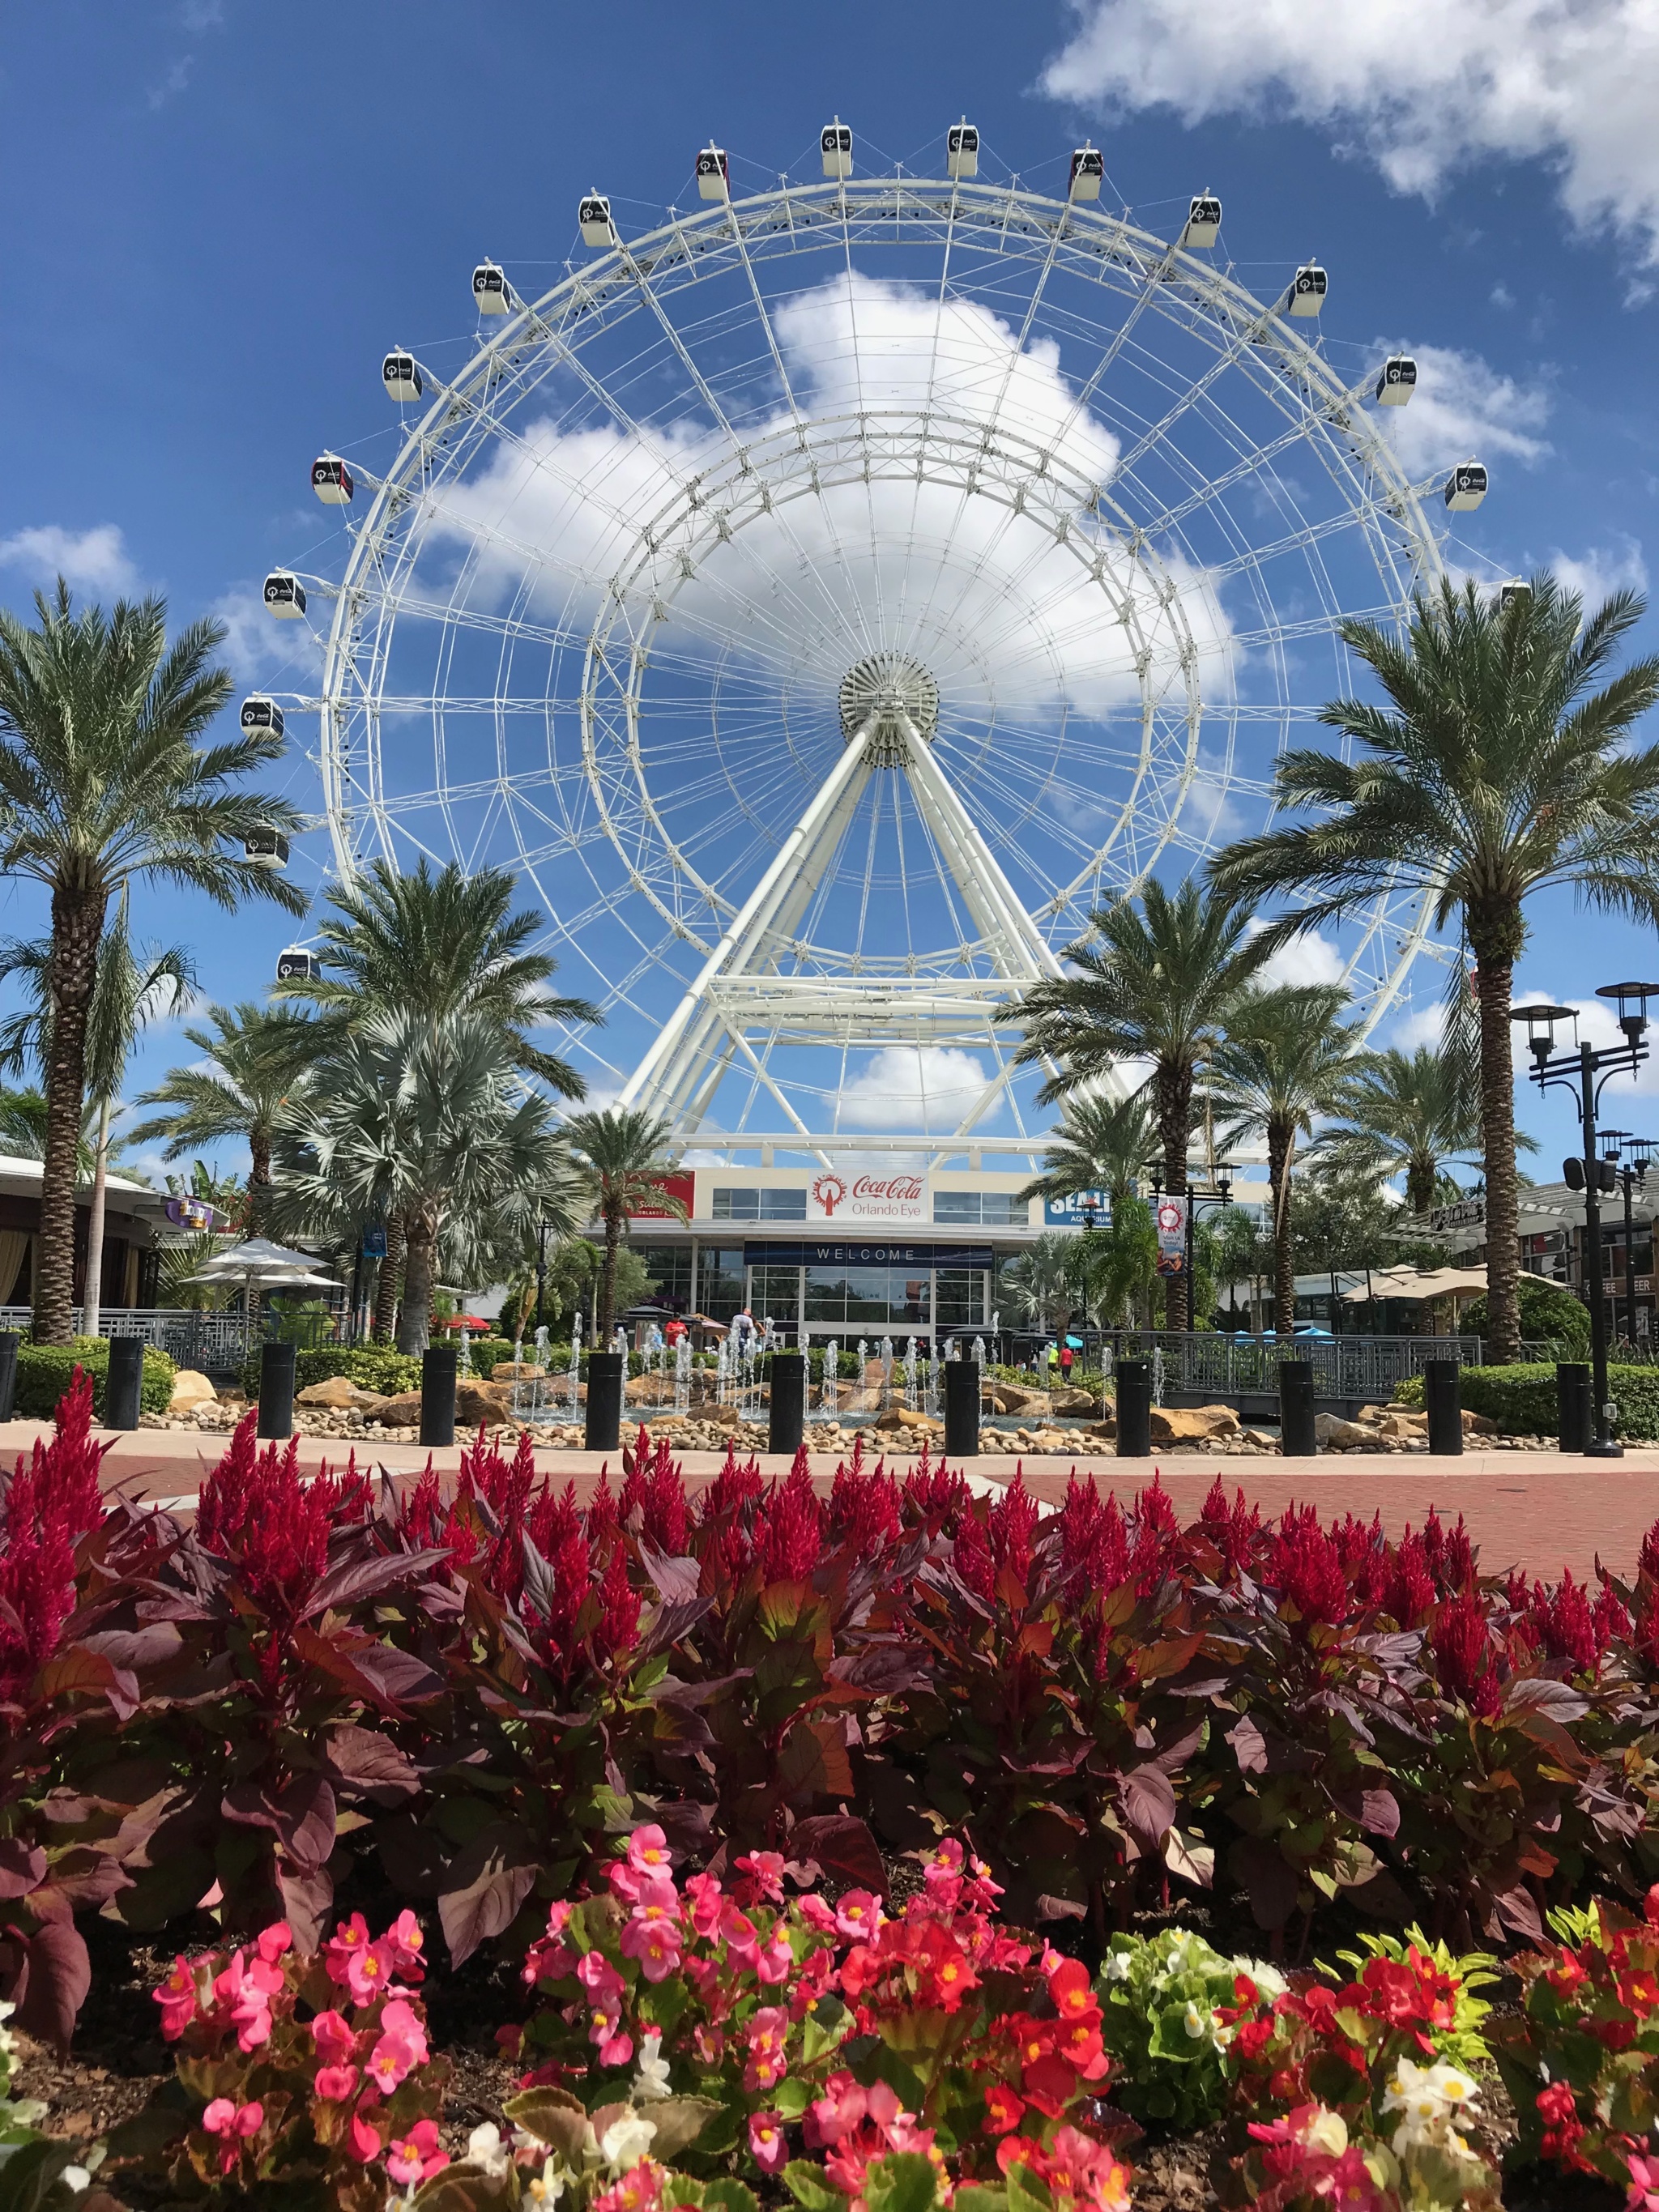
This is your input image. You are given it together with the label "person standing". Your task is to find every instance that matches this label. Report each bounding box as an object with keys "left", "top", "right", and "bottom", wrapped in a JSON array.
[{"left": 1060, "top": 1340, "right": 1074, "bottom": 1382}]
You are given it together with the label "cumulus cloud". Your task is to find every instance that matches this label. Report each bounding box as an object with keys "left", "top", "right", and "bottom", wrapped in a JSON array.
[
  {"left": 427, "top": 270, "right": 1235, "bottom": 723},
  {"left": 1545, "top": 536, "right": 1648, "bottom": 605},
  {"left": 1042, "top": 0, "right": 1659, "bottom": 263},
  {"left": 1247, "top": 923, "right": 1346, "bottom": 990},
  {"left": 0, "top": 523, "right": 137, "bottom": 597},
  {"left": 1375, "top": 343, "right": 1551, "bottom": 478},
  {"left": 210, "top": 583, "right": 323, "bottom": 688},
  {"left": 835, "top": 1046, "right": 1001, "bottom": 1130}
]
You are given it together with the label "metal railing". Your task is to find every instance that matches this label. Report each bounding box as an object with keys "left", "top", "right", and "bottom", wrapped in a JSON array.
[
  {"left": 0, "top": 1306, "right": 339, "bottom": 1370},
  {"left": 1087, "top": 1331, "right": 1482, "bottom": 1405}
]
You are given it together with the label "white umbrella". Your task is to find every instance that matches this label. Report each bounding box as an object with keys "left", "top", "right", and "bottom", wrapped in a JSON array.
[{"left": 188, "top": 1238, "right": 332, "bottom": 1276}]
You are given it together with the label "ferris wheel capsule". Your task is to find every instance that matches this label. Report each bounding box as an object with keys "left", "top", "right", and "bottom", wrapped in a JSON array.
[
  {"left": 239, "top": 695, "right": 284, "bottom": 741},
  {"left": 1444, "top": 461, "right": 1488, "bottom": 512},
  {"left": 1375, "top": 355, "right": 1417, "bottom": 405},
  {"left": 472, "top": 261, "right": 510, "bottom": 314},
  {"left": 263, "top": 571, "right": 306, "bottom": 620},
  {"left": 946, "top": 121, "right": 979, "bottom": 180},
  {"left": 275, "top": 946, "right": 322, "bottom": 983},
  {"left": 382, "top": 350, "right": 421, "bottom": 403},
  {"left": 821, "top": 119, "right": 852, "bottom": 179},
  {"left": 1068, "top": 145, "right": 1104, "bottom": 200},
  {"left": 311, "top": 453, "right": 354, "bottom": 505},
  {"left": 697, "top": 145, "right": 729, "bottom": 200},
  {"left": 1183, "top": 194, "right": 1222, "bottom": 246},
  {"left": 578, "top": 193, "right": 613, "bottom": 248},
  {"left": 1498, "top": 578, "right": 1531, "bottom": 609},
  {"left": 1288, "top": 262, "right": 1327, "bottom": 316},
  {"left": 243, "top": 827, "right": 291, "bottom": 873}
]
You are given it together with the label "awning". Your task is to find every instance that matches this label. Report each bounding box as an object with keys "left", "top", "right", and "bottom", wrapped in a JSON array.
[{"left": 1341, "top": 1265, "right": 1487, "bottom": 1302}]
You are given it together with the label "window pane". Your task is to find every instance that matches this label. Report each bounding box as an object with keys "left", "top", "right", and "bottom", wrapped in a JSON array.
[
  {"left": 751, "top": 1266, "right": 801, "bottom": 1321},
  {"left": 761, "top": 1188, "right": 807, "bottom": 1220},
  {"left": 936, "top": 1268, "right": 983, "bottom": 1325},
  {"left": 634, "top": 1243, "right": 692, "bottom": 1308},
  {"left": 804, "top": 1267, "right": 848, "bottom": 1322},
  {"left": 711, "top": 1188, "right": 759, "bottom": 1220},
  {"left": 933, "top": 1191, "right": 980, "bottom": 1223},
  {"left": 697, "top": 1246, "right": 746, "bottom": 1320}
]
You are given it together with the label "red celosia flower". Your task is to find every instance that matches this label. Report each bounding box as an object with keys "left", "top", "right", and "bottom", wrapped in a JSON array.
[
  {"left": 756, "top": 1460, "right": 824, "bottom": 1584},
  {"left": 0, "top": 1369, "right": 109, "bottom": 1702},
  {"left": 1432, "top": 1587, "right": 1502, "bottom": 1713}
]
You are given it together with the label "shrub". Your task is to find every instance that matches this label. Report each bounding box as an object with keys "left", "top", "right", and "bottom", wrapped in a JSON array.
[
  {"left": 15, "top": 1336, "right": 173, "bottom": 1417},
  {"left": 239, "top": 1345, "right": 420, "bottom": 1399},
  {"left": 112, "top": 1912, "right": 450, "bottom": 2210},
  {"left": 460, "top": 1333, "right": 514, "bottom": 1376},
  {"left": 1395, "top": 1360, "right": 1659, "bottom": 1438},
  {"left": 1096, "top": 1929, "right": 1278, "bottom": 2130},
  {"left": 1462, "top": 1275, "right": 1591, "bottom": 1353}
]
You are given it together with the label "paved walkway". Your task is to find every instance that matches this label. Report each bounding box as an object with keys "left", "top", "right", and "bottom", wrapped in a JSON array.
[{"left": 15, "top": 1418, "right": 1657, "bottom": 1583}]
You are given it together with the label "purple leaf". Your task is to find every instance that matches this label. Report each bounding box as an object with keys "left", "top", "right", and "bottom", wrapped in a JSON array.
[
  {"left": 11, "top": 1920, "right": 91, "bottom": 2052},
  {"left": 326, "top": 1724, "right": 420, "bottom": 1805},
  {"left": 305, "top": 1547, "right": 451, "bottom": 1620},
  {"left": 787, "top": 1814, "right": 886, "bottom": 1893},
  {"left": 349, "top": 1643, "right": 445, "bottom": 1707},
  {"left": 1503, "top": 1677, "right": 1590, "bottom": 1725},
  {"left": 1359, "top": 1788, "right": 1401, "bottom": 1839},
  {"left": 0, "top": 1842, "right": 46, "bottom": 1901},
  {"left": 1226, "top": 1715, "right": 1270, "bottom": 1774},
  {"left": 1492, "top": 1883, "right": 1545, "bottom": 1944},
  {"left": 1230, "top": 1837, "right": 1299, "bottom": 1930},
  {"left": 438, "top": 1849, "right": 539, "bottom": 1965},
  {"left": 275, "top": 1772, "right": 336, "bottom": 1869},
  {"left": 276, "top": 1860, "right": 335, "bottom": 1953},
  {"left": 638, "top": 1543, "right": 702, "bottom": 1605},
  {"left": 1118, "top": 1764, "right": 1178, "bottom": 1852}
]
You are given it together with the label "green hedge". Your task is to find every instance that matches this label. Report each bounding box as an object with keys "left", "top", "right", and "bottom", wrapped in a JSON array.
[
  {"left": 463, "top": 1336, "right": 514, "bottom": 1377},
  {"left": 16, "top": 1339, "right": 176, "bottom": 1420},
  {"left": 238, "top": 1345, "right": 423, "bottom": 1399},
  {"left": 1394, "top": 1360, "right": 1659, "bottom": 1438}
]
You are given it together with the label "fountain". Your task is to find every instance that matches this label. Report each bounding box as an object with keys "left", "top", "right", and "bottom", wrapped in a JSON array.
[
  {"left": 879, "top": 1335, "right": 894, "bottom": 1411},
  {"left": 673, "top": 1332, "right": 691, "bottom": 1416},
  {"left": 821, "top": 1338, "right": 839, "bottom": 1423},
  {"left": 903, "top": 1336, "right": 919, "bottom": 1412},
  {"left": 565, "top": 1313, "right": 582, "bottom": 1425}
]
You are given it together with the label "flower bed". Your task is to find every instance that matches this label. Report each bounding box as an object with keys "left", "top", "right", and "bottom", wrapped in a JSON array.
[{"left": 5, "top": 1371, "right": 1659, "bottom": 2206}]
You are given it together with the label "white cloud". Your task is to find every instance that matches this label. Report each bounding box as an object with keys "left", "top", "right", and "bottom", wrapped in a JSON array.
[
  {"left": 0, "top": 523, "right": 137, "bottom": 598},
  {"left": 1386, "top": 1000, "right": 1449, "bottom": 1052},
  {"left": 1247, "top": 922, "right": 1346, "bottom": 990},
  {"left": 1375, "top": 343, "right": 1550, "bottom": 479},
  {"left": 147, "top": 56, "right": 194, "bottom": 109},
  {"left": 836, "top": 1046, "right": 999, "bottom": 1130},
  {"left": 428, "top": 270, "right": 1235, "bottom": 724},
  {"left": 1544, "top": 536, "right": 1648, "bottom": 605},
  {"left": 1043, "top": 0, "right": 1659, "bottom": 263},
  {"left": 210, "top": 583, "right": 323, "bottom": 688}
]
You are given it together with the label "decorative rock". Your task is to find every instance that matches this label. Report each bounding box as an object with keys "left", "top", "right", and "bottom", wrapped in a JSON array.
[
  {"left": 1149, "top": 1403, "right": 1240, "bottom": 1443},
  {"left": 168, "top": 1369, "right": 218, "bottom": 1411},
  {"left": 296, "top": 1375, "right": 386, "bottom": 1410},
  {"left": 1314, "top": 1412, "right": 1375, "bottom": 1449},
  {"left": 374, "top": 1390, "right": 424, "bottom": 1426}
]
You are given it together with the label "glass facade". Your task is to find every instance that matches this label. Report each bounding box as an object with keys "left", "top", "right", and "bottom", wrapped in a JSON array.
[
  {"left": 710, "top": 1187, "right": 808, "bottom": 1221},
  {"left": 750, "top": 1264, "right": 803, "bottom": 1322},
  {"left": 625, "top": 1240, "right": 995, "bottom": 1333},
  {"left": 633, "top": 1243, "right": 692, "bottom": 1310},
  {"left": 933, "top": 1191, "right": 1027, "bottom": 1226},
  {"left": 697, "top": 1245, "right": 747, "bottom": 1321}
]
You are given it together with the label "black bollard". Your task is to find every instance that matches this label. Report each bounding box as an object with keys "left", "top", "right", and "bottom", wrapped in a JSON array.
[
  {"left": 257, "top": 1340, "right": 296, "bottom": 1440},
  {"left": 1424, "top": 1358, "right": 1463, "bottom": 1456},
  {"left": 769, "top": 1351, "right": 806, "bottom": 1456},
  {"left": 1115, "top": 1358, "right": 1152, "bottom": 1456},
  {"left": 105, "top": 1335, "right": 144, "bottom": 1431},
  {"left": 944, "top": 1357, "right": 979, "bottom": 1458},
  {"left": 1278, "top": 1358, "right": 1317, "bottom": 1458},
  {"left": 586, "top": 1350, "right": 624, "bottom": 1453},
  {"left": 1557, "top": 1362, "right": 1592, "bottom": 1454},
  {"left": 0, "top": 1331, "right": 19, "bottom": 1421},
  {"left": 420, "top": 1345, "right": 458, "bottom": 1449}
]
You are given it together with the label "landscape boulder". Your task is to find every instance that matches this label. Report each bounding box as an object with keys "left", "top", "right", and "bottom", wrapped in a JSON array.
[
  {"left": 168, "top": 1369, "right": 218, "bottom": 1412},
  {"left": 296, "top": 1375, "right": 386, "bottom": 1411},
  {"left": 372, "top": 1391, "right": 424, "bottom": 1427},
  {"left": 1314, "top": 1412, "right": 1375, "bottom": 1449},
  {"left": 1149, "top": 1403, "right": 1239, "bottom": 1443},
  {"left": 1049, "top": 1387, "right": 1100, "bottom": 1416}
]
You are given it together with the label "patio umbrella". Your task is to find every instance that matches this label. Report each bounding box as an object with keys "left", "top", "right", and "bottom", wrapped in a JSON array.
[{"left": 184, "top": 1238, "right": 343, "bottom": 1305}]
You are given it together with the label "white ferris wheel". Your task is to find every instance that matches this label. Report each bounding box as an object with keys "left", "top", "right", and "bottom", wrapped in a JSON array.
[{"left": 262, "top": 126, "right": 1478, "bottom": 1149}]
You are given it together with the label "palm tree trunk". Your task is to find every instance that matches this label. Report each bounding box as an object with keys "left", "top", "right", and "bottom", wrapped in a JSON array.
[
  {"left": 1473, "top": 950, "right": 1522, "bottom": 1362},
  {"left": 373, "top": 1213, "right": 405, "bottom": 1344},
  {"left": 248, "top": 1131, "right": 272, "bottom": 1234},
  {"left": 597, "top": 1206, "right": 622, "bottom": 1342},
  {"left": 397, "top": 1213, "right": 436, "bottom": 1356},
  {"left": 83, "top": 1097, "right": 112, "bottom": 1338},
  {"left": 1406, "top": 1152, "right": 1437, "bottom": 1220},
  {"left": 36, "top": 886, "right": 104, "bottom": 1345},
  {"left": 1154, "top": 1060, "right": 1192, "bottom": 1331},
  {"left": 1269, "top": 1121, "right": 1295, "bottom": 1332}
]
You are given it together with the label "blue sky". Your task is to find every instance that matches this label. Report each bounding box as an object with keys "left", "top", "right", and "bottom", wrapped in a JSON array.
[{"left": 3, "top": 0, "right": 1658, "bottom": 1180}]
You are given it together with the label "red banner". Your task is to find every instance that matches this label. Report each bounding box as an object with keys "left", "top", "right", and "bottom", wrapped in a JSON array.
[{"left": 629, "top": 1172, "right": 695, "bottom": 1221}]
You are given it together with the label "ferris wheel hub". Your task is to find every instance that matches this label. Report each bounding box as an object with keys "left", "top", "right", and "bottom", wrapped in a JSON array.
[{"left": 838, "top": 652, "right": 940, "bottom": 766}]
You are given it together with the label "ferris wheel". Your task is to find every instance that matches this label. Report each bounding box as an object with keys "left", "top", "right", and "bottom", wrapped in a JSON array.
[{"left": 262, "top": 126, "right": 1475, "bottom": 1144}]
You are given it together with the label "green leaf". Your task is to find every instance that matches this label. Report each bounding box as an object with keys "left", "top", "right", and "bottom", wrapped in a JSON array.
[
  {"left": 1004, "top": 2163, "right": 1054, "bottom": 2212},
  {"left": 775, "top": 2078, "right": 812, "bottom": 2120},
  {"left": 503, "top": 2086, "right": 589, "bottom": 2157},
  {"left": 864, "top": 2151, "right": 943, "bottom": 2212},
  {"left": 784, "top": 2160, "right": 849, "bottom": 2212},
  {"left": 0, "top": 2138, "right": 80, "bottom": 2212},
  {"left": 702, "top": 2181, "right": 761, "bottom": 2212},
  {"left": 857, "top": 2044, "right": 927, "bottom": 2112},
  {"left": 645, "top": 2096, "right": 723, "bottom": 2159},
  {"left": 954, "top": 2190, "right": 1010, "bottom": 2212}
]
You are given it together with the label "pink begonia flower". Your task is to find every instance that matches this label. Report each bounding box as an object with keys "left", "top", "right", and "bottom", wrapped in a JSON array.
[
  {"left": 347, "top": 1940, "right": 398, "bottom": 2005},
  {"left": 621, "top": 1917, "right": 684, "bottom": 1983},
  {"left": 720, "top": 1904, "right": 761, "bottom": 1969},
  {"left": 578, "top": 1950, "right": 626, "bottom": 2004},
  {"left": 748, "top": 2112, "right": 788, "bottom": 2173},
  {"left": 755, "top": 1927, "right": 795, "bottom": 1985},
  {"left": 313, "top": 2065, "right": 358, "bottom": 2103},
  {"left": 386, "top": 1910, "right": 426, "bottom": 1976},
  {"left": 806, "top": 2072, "right": 867, "bottom": 2148},
  {"left": 203, "top": 2098, "right": 263, "bottom": 2140},
  {"left": 683, "top": 1872, "right": 725, "bottom": 1939},
  {"left": 734, "top": 1851, "right": 786, "bottom": 1903},
  {"left": 627, "top": 1823, "right": 675, "bottom": 1877},
  {"left": 1628, "top": 2152, "right": 1659, "bottom": 2212},
  {"left": 744, "top": 2005, "right": 790, "bottom": 2092},
  {"left": 796, "top": 1894, "right": 838, "bottom": 1934},
  {"left": 923, "top": 1839, "right": 965, "bottom": 1882},
  {"left": 349, "top": 2112, "right": 383, "bottom": 2163},
  {"left": 254, "top": 1921, "right": 293, "bottom": 1966},
  {"left": 366, "top": 2030, "right": 421, "bottom": 2094},
  {"left": 378, "top": 1997, "right": 429, "bottom": 2062},
  {"left": 834, "top": 1890, "right": 881, "bottom": 1941},
  {"left": 324, "top": 1912, "right": 372, "bottom": 1984},
  {"left": 387, "top": 2119, "right": 448, "bottom": 2188},
  {"left": 596, "top": 2020, "right": 635, "bottom": 2066},
  {"left": 311, "top": 2010, "right": 356, "bottom": 2065},
  {"left": 153, "top": 1956, "right": 200, "bottom": 2039}
]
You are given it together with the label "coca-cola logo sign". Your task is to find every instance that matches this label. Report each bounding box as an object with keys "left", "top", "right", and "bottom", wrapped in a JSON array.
[{"left": 809, "top": 1170, "right": 925, "bottom": 1221}]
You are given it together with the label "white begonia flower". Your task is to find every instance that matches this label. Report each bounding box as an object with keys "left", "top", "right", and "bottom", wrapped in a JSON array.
[
  {"left": 1382, "top": 2059, "right": 1482, "bottom": 2155},
  {"left": 1235, "top": 1957, "right": 1289, "bottom": 2000},
  {"left": 1301, "top": 2108, "right": 1350, "bottom": 2159},
  {"left": 60, "top": 2170, "right": 91, "bottom": 2195},
  {"left": 1100, "top": 1950, "right": 1132, "bottom": 1983},
  {"left": 467, "top": 2124, "right": 513, "bottom": 2179},
  {"left": 1181, "top": 2001, "right": 1208, "bottom": 2039},
  {"left": 527, "top": 2158, "right": 567, "bottom": 2205},
  {"left": 633, "top": 2030, "right": 673, "bottom": 2102},
  {"left": 599, "top": 2112, "right": 659, "bottom": 2173}
]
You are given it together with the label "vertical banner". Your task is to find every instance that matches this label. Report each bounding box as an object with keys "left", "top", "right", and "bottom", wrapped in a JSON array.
[{"left": 1154, "top": 1195, "right": 1188, "bottom": 1276}]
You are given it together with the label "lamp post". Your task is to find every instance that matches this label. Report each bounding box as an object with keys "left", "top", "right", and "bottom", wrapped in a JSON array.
[
  {"left": 534, "top": 1214, "right": 549, "bottom": 1336},
  {"left": 1184, "top": 1166, "right": 1234, "bottom": 1313},
  {"left": 1601, "top": 1132, "right": 1654, "bottom": 1348},
  {"left": 1512, "top": 985, "right": 1659, "bottom": 1456}
]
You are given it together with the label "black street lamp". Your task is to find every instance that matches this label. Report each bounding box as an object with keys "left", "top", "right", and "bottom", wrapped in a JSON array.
[
  {"left": 1601, "top": 1132, "right": 1655, "bottom": 1348},
  {"left": 1184, "top": 1165, "right": 1234, "bottom": 1306},
  {"left": 1512, "top": 984, "right": 1659, "bottom": 1455},
  {"left": 534, "top": 1214, "right": 549, "bottom": 1336}
]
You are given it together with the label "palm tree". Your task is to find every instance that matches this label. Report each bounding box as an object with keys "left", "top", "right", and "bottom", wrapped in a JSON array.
[
  {"left": 1081, "top": 1199, "right": 1158, "bottom": 1329},
  {"left": 1020, "top": 1090, "right": 1154, "bottom": 1213},
  {"left": 130, "top": 1002, "right": 314, "bottom": 1233},
  {"left": 1206, "top": 987, "right": 1361, "bottom": 1332},
  {"left": 273, "top": 856, "right": 602, "bottom": 1095},
  {"left": 1210, "top": 573, "right": 1659, "bottom": 1360},
  {"left": 1000, "top": 881, "right": 1273, "bottom": 1327},
  {"left": 560, "top": 1108, "right": 685, "bottom": 1343},
  {"left": 0, "top": 890, "right": 194, "bottom": 1332},
  {"left": 996, "top": 1230, "right": 1084, "bottom": 1341},
  {"left": 275, "top": 1010, "right": 584, "bottom": 1355},
  {"left": 1316, "top": 1043, "right": 1494, "bottom": 1218},
  {"left": 0, "top": 583, "right": 302, "bottom": 1340}
]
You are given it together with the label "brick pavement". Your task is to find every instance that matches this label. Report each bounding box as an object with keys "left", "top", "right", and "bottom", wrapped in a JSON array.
[{"left": 14, "top": 1418, "right": 1657, "bottom": 1583}]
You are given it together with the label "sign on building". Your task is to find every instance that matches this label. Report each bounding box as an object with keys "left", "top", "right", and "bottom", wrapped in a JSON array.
[{"left": 1043, "top": 1191, "right": 1108, "bottom": 1226}]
